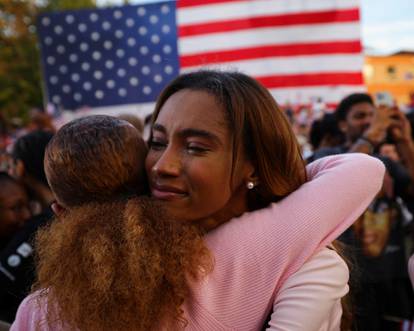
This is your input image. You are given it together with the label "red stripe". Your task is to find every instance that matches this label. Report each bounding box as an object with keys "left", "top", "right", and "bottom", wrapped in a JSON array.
[
  {"left": 180, "top": 41, "right": 362, "bottom": 67},
  {"left": 177, "top": 0, "right": 246, "bottom": 8},
  {"left": 179, "top": 9, "right": 359, "bottom": 37},
  {"left": 257, "top": 72, "right": 363, "bottom": 88}
]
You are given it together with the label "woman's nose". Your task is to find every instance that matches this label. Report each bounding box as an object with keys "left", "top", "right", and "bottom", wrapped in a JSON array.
[{"left": 152, "top": 147, "right": 181, "bottom": 177}]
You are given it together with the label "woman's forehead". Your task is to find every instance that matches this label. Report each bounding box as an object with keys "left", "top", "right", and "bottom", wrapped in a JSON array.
[{"left": 155, "top": 89, "right": 229, "bottom": 134}]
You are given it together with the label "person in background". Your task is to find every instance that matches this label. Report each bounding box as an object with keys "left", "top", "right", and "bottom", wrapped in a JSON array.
[
  {"left": 307, "top": 113, "right": 345, "bottom": 163},
  {"left": 313, "top": 92, "right": 414, "bottom": 330},
  {"left": 0, "top": 131, "right": 54, "bottom": 323},
  {"left": 10, "top": 130, "right": 54, "bottom": 213},
  {"left": 118, "top": 113, "right": 144, "bottom": 136},
  {"left": 0, "top": 172, "right": 32, "bottom": 322},
  {"left": 27, "top": 110, "right": 55, "bottom": 134}
]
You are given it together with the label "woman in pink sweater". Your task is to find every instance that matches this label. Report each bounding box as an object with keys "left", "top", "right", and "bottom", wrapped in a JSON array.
[{"left": 12, "top": 72, "right": 384, "bottom": 330}]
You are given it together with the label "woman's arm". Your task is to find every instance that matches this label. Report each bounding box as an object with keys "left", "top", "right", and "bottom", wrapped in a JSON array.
[
  {"left": 409, "top": 254, "right": 414, "bottom": 289},
  {"left": 196, "top": 154, "right": 384, "bottom": 330},
  {"left": 266, "top": 248, "right": 348, "bottom": 331}
]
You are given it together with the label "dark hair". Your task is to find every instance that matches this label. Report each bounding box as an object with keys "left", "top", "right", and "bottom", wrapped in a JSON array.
[
  {"left": 12, "top": 130, "right": 53, "bottom": 185},
  {"left": 0, "top": 171, "right": 19, "bottom": 187},
  {"left": 150, "top": 70, "right": 307, "bottom": 209},
  {"left": 335, "top": 93, "right": 374, "bottom": 122},
  {"left": 309, "top": 113, "right": 344, "bottom": 149}
]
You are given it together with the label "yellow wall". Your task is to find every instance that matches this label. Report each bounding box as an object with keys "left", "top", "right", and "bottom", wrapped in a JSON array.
[{"left": 364, "top": 52, "right": 414, "bottom": 106}]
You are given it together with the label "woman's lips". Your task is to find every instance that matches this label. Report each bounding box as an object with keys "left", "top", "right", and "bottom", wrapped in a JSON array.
[{"left": 151, "top": 184, "right": 187, "bottom": 201}]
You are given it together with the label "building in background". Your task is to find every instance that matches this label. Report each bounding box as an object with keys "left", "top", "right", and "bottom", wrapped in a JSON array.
[{"left": 364, "top": 51, "right": 414, "bottom": 108}]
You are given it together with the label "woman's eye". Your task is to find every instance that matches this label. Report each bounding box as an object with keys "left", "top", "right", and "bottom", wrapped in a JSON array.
[
  {"left": 187, "top": 144, "right": 209, "bottom": 154},
  {"left": 149, "top": 140, "right": 167, "bottom": 150}
]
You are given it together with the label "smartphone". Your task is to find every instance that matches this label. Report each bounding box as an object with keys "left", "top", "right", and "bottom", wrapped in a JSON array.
[{"left": 374, "top": 92, "right": 394, "bottom": 108}]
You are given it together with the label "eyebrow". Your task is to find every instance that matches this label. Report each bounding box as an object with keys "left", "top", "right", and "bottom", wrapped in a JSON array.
[{"left": 152, "top": 124, "right": 222, "bottom": 145}]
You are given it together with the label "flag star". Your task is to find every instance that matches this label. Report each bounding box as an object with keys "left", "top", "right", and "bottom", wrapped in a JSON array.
[
  {"left": 128, "top": 57, "right": 138, "bottom": 66},
  {"left": 105, "top": 60, "right": 114, "bottom": 69},
  {"left": 59, "top": 65, "right": 68, "bottom": 74},
  {"left": 69, "top": 54, "right": 78, "bottom": 62},
  {"left": 140, "top": 46, "right": 149, "bottom": 55},
  {"left": 42, "top": 17, "right": 51, "bottom": 27},
  {"left": 95, "top": 90, "right": 104, "bottom": 99},
  {"left": 47, "top": 56, "right": 55, "bottom": 65},
  {"left": 143, "top": 86, "right": 152, "bottom": 95},
  {"left": 117, "top": 68, "right": 126, "bottom": 77},
  {"left": 74, "top": 93, "right": 82, "bottom": 101},
  {"left": 80, "top": 42, "right": 89, "bottom": 52},
  {"left": 92, "top": 51, "right": 102, "bottom": 60},
  {"left": 162, "top": 25, "right": 170, "bottom": 34},
  {"left": 62, "top": 85, "right": 71, "bottom": 93},
  {"left": 50, "top": 76, "right": 58, "bottom": 84},
  {"left": 67, "top": 34, "right": 76, "bottom": 43},
  {"left": 149, "top": 15, "right": 159, "bottom": 24},
  {"left": 65, "top": 15, "right": 75, "bottom": 24},
  {"left": 44, "top": 37, "right": 53, "bottom": 45},
  {"left": 102, "top": 21, "right": 111, "bottom": 30},
  {"left": 115, "top": 30, "right": 124, "bottom": 38},
  {"left": 91, "top": 32, "right": 100, "bottom": 41},
  {"left": 71, "top": 73, "right": 80, "bottom": 82},
  {"left": 78, "top": 23, "right": 87, "bottom": 32},
  {"left": 56, "top": 45, "right": 66, "bottom": 54},
  {"left": 116, "top": 49, "right": 125, "bottom": 58},
  {"left": 151, "top": 35, "right": 160, "bottom": 44},
  {"left": 106, "top": 80, "right": 115, "bottom": 88},
  {"left": 118, "top": 88, "right": 127, "bottom": 96},
  {"left": 81, "top": 62, "right": 91, "bottom": 71},
  {"left": 126, "top": 18, "right": 134, "bottom": 27},
  {"left": 141, "top": 66, "right": 150, "bottom": 75},
  {"left": 114, "top": 10, "right": 123, "bottom": 19},
  {"left": 52, "top": 95, "right": 60, "bottom": 103},
  {"left": 161, "top": 4, "right": 170, "bottom": 14},
  {"left": 127, "top": 38, "right": 136, "bottom": 47},
  {"left": 138, "top": 26, "right": 147, "bottom": 36},
  {"left": 152, "top": 54, "right": 161, "bottom": 63},
  {"left": 54, "top": 25, "right": 63, "bottom": 34},
  {"left": 90, "top": 13, "right": 99, "bottom": 22},
  {"left": 129, "top": 77, "right": 139, "bottom": 86},
  {"left": 164, "top": 65, "right": 173, "bottom": 74},
  {"left": 154, "top": 74, "right": 163, "bottom": 83},
  {"left": 163, "top": 45, "right": 172, "bottom": 54},
  {"left": 137, "top": 7, "right": 146, "bottom": 16},
  {"left": 83, "top": 81, "right": 92, "bottom": 91},
  {"left": 94, "top": 71, "right": 103, "bottom": 80},
  {"left": 103, "top": 40, "right": 113, "bottom": 50}
]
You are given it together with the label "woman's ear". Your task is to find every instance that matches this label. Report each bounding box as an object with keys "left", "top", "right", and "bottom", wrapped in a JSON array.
[
  {"left": 244, "top": 162, "right": 259, "bottom": 187},
  {"left": 51, "top": 201, "right": 66, "bottom": 216}
]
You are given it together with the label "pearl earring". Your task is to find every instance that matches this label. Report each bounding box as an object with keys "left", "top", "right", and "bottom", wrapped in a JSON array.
[{"left": 246, "top": 181, "right": 255, "bottom": 190}]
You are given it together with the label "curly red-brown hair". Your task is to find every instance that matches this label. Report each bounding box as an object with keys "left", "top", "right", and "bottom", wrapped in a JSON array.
[{"left": 35, "top": 115, "right": 212, "bottom": 330}]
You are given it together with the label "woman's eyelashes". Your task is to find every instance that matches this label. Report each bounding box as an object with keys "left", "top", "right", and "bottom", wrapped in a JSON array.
[{"left": 149, "top": 138, "right": 210, "bottom": 155}]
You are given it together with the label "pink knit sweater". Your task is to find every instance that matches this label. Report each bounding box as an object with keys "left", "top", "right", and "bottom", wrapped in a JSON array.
[{"left": 11, "top": 154, "right": 385, "bottom": 331}]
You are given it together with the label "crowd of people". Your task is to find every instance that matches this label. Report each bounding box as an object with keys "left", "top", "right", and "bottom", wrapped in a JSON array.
[{"left": 0, "top": 70, "right": 412, "bottom": 330}]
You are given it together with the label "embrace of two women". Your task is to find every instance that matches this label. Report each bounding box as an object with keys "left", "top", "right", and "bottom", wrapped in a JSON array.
[{"left": 11, "top": 71, "right": 384, "bottom": 331}]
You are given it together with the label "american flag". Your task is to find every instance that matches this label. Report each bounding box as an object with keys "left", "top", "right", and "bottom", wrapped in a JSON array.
[{"left": 37, "top": 0, "right": 364, "bottom": 112}]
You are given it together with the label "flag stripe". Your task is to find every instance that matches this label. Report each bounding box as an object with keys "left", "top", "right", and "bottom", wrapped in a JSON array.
[
  {"left": 177, "top": 0, "right": 244, "bottom": 8},
  {"left": 179, "top": 22, "right": 361, "bottom": 55},
  {"left": 179, "top": 9, "right": 359, "bottom": 37},
  {"left": 181, "top": 54, "right": 364, "bottom": 77},
  {"left": 180, "top": 40, "right": 362, "bottom": 67},
  {"left": 268, "top": 84, "right": 366, "bottom": 107},
  {"left": 257, "top": 72, "right": 363, "bottom": 89},
  {"left": 178, "top": 0, "right": 359, "bottom": 25}
]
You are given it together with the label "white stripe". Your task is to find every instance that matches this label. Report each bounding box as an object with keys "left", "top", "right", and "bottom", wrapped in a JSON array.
[
  {"left": 179, "top": 22, "right": 361, "bottom": 55},
  {"left": 181, "top": 54, "right": 364, "bottom": 76},
  {"left": 268, "top": 85, "right": 365, "bottom": 105},
  {"left": 178, "top": 0, "right": 360, "bottom": 25}
]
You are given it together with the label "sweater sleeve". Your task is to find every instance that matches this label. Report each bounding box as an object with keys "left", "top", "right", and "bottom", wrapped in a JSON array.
[
  {"left": 193, "top": 153, "right": 384, "bottom": 330},
  {"left": 266, "top": 248, "right": 348, "bottom": 331}
]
